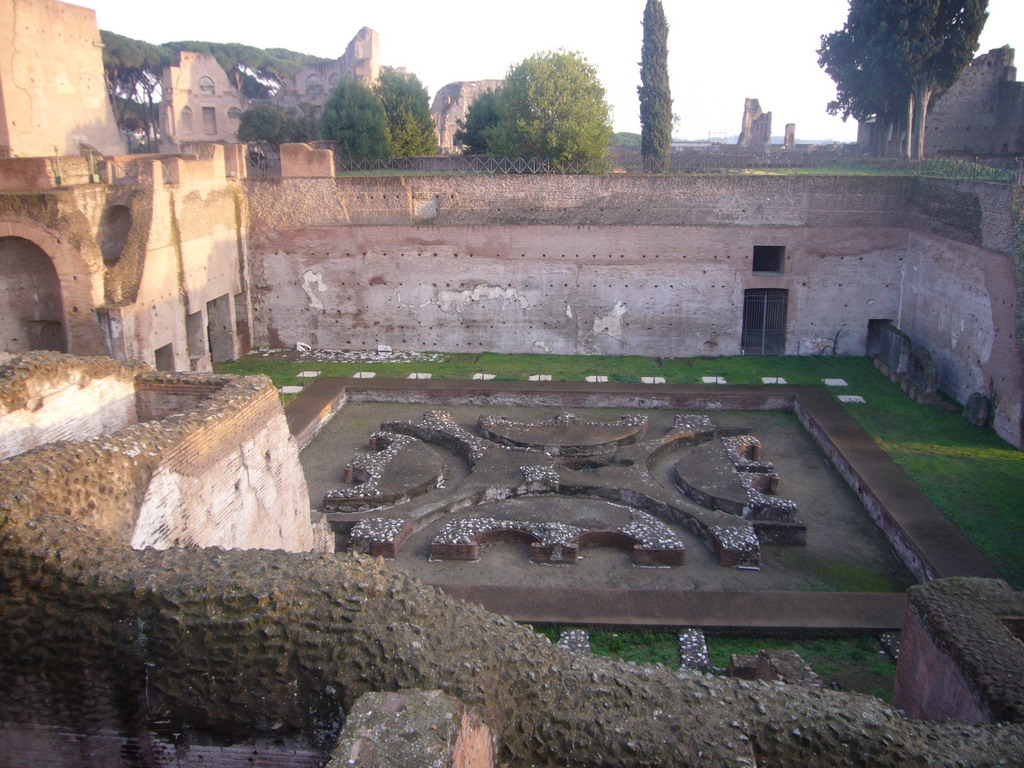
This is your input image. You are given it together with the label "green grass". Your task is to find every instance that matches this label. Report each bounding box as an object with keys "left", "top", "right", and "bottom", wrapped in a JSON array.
[
  {"left": 533, "top": 626, "right": 897, "bottom": 702},
  {"left": 217, "top": 352, "right": 1024, "bottom": 588},
  {"left": 707, "top": 635, "right": 897, "bottom": 702}
]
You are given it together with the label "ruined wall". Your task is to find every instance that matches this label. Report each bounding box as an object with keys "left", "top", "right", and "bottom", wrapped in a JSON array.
[
  {"left": 925, "top": 46, "right": 1024, "bottom": 156},
  {"left": 0, "top": 354, "right": 143, "bottom": 460},
  {"left": 131, "top": 377, "right": 315, "bottom": 551},
  {"left": 431, "top": 80, "right": 504, "bottom": 153},
  {"left": 0, "top": 0, "right": 123, "bottom": 157},
  {"left": 249, "top": 223, "right": 905, "bottom": 357},
  {"left": 277, "top": 27, "right": 380, "bottom": 113},
  {"left": 0, "top": 154, "right": 247, "bottom": 372},
  {"left": 0, "top": 354, "right": 318, "bottom": 551},
  {"left": 159, "top": 52, "right": 245, "bottom": 152},
  {"left": 894, "top": 578, "right": 1024, "bottom": 723},
  {"left": 1, "top": 498, "right": 1022, "bottom": 766}
]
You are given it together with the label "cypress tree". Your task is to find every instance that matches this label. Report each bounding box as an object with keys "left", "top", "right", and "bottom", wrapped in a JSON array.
[{"left": 638, "top": 0, "right": 673, "bottom": 172}]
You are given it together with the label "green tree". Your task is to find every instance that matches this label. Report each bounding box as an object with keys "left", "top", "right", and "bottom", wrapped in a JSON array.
[
  {"left": 487, "top": 50, "right": 612, "bottom": 169},
  {"left": 818, "top": 0, "right": 988, "bottom": 159},
  {"left": 319, "top": 77, "right": 390, "bottom": 157},
  {"left": 453, "top": 88, "right": 502, "bottom": 154},
  {"left": 101, "top": 30, "right": 170, "bottom": 151},
  {"left": 638, "top": 0, "right": 672, "bottom": 172},
  {"left": 236, "top": 102, "right": 318, "bottom": 147},
  {"left": 375, "top": 67, "right": 437, "bottom": 158}
]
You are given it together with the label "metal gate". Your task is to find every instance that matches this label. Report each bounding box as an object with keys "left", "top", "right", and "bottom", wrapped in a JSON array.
[{"left": 741, "top": 289, "right": 788, "bottom": 354}]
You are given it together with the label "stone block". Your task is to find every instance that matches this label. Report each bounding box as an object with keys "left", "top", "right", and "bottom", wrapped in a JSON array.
[
  {"left": 762, "top": 377, "right": 787, "bottom": 384},
  {"left": 907, "top": 344, "right": 939, "bottom": 398},
  {"left": 963, "top": 392, "right": 991, "bottom": 427},
  {"left": 281, "top": 143, "right": 335, "bottom": 178},
  {"left": 822, "top": 378, "right": 848, "bottom": 387},
  {"left": 327, "top": 690, "right": 493, "bottom": 768}
]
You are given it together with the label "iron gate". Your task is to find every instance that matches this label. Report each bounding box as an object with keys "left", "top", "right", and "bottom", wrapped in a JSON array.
[{"left": 741, "top": 289, "right": 788, "bottom": 354}]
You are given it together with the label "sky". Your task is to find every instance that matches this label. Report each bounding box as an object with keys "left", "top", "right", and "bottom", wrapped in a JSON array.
[{"left": 82, "top": 0, "right": 1024, "bottom": 142}]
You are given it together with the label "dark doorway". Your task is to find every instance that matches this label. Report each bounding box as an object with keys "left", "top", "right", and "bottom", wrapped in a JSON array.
[{"left": 741, "top": 288, "right": 788, "bottom": 354}]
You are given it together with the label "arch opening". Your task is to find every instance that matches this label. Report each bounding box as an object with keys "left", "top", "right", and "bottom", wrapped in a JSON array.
[{"left": 0, "top": 237, "right": 66, "bottom": 354}]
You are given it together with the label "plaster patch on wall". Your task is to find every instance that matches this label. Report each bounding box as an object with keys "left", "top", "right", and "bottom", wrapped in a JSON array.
[
  {"left": 566, "top": 304, "right": 574, "bottom": 319},
  {"left": 301, "top": 269, "right": 326, "bottom": 311},
  {"left": 399, "top": 284, "right": 531, "bottom": 314},
  {"left": 533, "top": 340, "right": 551, "bottom": 353},
  {"left": 590, "top": 301, "right": 627, "bottom": 341}
]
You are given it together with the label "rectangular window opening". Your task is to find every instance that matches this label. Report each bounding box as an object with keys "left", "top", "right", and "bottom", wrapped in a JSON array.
[{"left": 753, "top": 245, "right": 785, "bottom": 274}]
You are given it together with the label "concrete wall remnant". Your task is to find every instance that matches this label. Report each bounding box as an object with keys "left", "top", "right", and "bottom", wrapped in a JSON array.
[
  {"left": 281, "top": 143, "right": 335, "bottom": 178},
  {"left": 431, "top": 80, "right": 504, "bottom": 154},
  {"left": 738, "top": 98, "right": 772, "bottom": 149},
  {"left": 925, "top": 46, "right": 1024, "bottom": 156},
  {"left": 0, "top": 0, "right": 123, "bottom": 158}
]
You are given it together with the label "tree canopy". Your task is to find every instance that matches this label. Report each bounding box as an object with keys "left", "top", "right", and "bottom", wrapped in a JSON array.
[
  {"left": 319, "top": 77, "right": 391, "bottom": 157},
  {"left": 454, "top": 89, "right": 502, "bottom": 155},
  {"left": 485, "top": 50, "right": 612, "bottom": 169},
  {"left": 817, "top": 0, "right": 988, "bottom": 158},
  {"left": 101, "top": 31, "right": 171, "bottom": 150},
  {"left": 162, "top": 40, "right": 325, "bottom": 98},
  {"left": 236, "top": 102, "right": 318, "bottom": 147},
  {"left": 638, "top": 0, "right": 672, "bottom": 171},
  {"left": 375, "top": 67, "right": 437, "bottom": 158}
]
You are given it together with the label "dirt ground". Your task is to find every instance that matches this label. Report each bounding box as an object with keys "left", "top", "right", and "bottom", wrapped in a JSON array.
[{"left": 301, "top": 403, "right": 913, "bottom": 593}]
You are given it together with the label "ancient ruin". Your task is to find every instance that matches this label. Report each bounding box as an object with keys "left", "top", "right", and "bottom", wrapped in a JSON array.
[
  {"left": 431, "top": 79, "right": 505, "bottom": 153},
  {"left": 1, "top": 1, "right": 1023, "bottom": 765},
  {"left": 738, "top": 98, "right": 772, "bottom": 149}
]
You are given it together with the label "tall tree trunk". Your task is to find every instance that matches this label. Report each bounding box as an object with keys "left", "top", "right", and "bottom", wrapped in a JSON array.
[
  {"left": 902, "top": 94, "right": 914, "bottom": 159},
  {"left": 911, "top": 81, "right": 932, "bottom": 161}
]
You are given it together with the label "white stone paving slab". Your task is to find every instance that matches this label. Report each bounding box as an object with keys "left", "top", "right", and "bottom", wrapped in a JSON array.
[
  {"left": 823, "top": 378, "right": 848, "bottom": 387},
  {"left": 279, "top": 386, "right": 304, "bottom": 394},
  {"left": 702, "top": 376, "right": 727, "bottom": 384},
  {"left": 472, "top": 373, "right": 496, "bottom": 380},
  {"left": 761, "top": 377, "right": 787, "bottom": 384},
  {"left": 528, "top": 374, "right": 552, "bottom": 381},
  {"left": 407, "top": 372, "right": 432, "bottom": 379},
  {"left": 585, "top": 375, "right": 608, "bottom": 383},
  {"left": 296, "top": 370, "right": 320, "bottom": 378},
  {"left": 838, "top": 395, "right": 866, "bottom": 404},
  {"left": 641, "top": 376, "right": 666, "bottom": 384},
  {"left": 352, "top": 371, "right": 376, "bottom": 379}
]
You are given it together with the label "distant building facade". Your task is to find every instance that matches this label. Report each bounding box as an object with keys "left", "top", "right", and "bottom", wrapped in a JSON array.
[
  {"left": 160, "top": 52, "right": 246, "bottom": 152},
  {"left": 159, "top": 27, "right": 381, "bottom": 150}
]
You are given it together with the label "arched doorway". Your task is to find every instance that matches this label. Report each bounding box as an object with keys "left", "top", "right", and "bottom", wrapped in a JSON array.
[{"left": 0, "top": 236, "right": 66, "bottom": 353}]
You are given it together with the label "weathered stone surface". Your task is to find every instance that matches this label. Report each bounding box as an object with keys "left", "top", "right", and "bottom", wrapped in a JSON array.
[
  {"left": 963, "top": 392, "right": 991, "bottom": 427},
  {"left": 327, "top": 690, "right": 492, "bottom": 768},
  {"left": 738, "top": 98, "right": 772, "bottom": 149},
  {"left": 431, "top": 80, "right": 504, "bottom": 154}
]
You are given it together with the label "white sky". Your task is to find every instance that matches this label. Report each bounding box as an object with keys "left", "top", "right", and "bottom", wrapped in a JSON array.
[{"left": 82, "top": 0, "right": 1024, "bottom": 142}]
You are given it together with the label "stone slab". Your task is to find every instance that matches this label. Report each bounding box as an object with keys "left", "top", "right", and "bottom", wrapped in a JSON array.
[
  {"left": 528, "top": 374, "right": 552, "bottom": 381},
  {"left": 838, "top": 395, "right": 866, "bottom": 404},
  {"left": 585, "top": 375, "right": 609, "bottom": 383},
  {"left": 641, "top": 376, "right": 666, "bottom": 384},
  {"left": 702, "top": 376, "right": 727, "bottom": 384},
  {"left": 472, "top": 373, "right": 496, "bottom": 380},
  {"left": 762, "top": 377, "right": 787, "bottom": 385},
  {"left": 280, "top": 385, "right": 304, "bottom": 394},
  {"left": 823, "top": 378, "right": 848, "bottom": 387},
  {"left": 408, "top": 373, "right": 433, "bottom": 380},
  {"left": 297, "top": 370, "right": 320, "bottom": 378},
  {"left": 353, "top": 371, "right": 376, "bottom": 379}
]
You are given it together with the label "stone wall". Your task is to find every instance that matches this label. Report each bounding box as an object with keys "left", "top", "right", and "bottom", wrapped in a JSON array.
[
  {"left": 0, "top": 0, "right": 123, "bottom": 158},
  {"left": 248, "top": 223, "right": 905, "bottom": 358},
  {"left": 431, "top": 80, "right": 504, "bottom": 153},
  {"left": 0, "top": 500, "right": 1021, "bottom": 766},
  {"left": 925, "top": 46, "right": 1024, "bottom": 156},
  {"left": 0, "top": 353, "right": 144, "bottom": 460},
  {"left": 0, "top": 353, "right": 320, "bottom": 552},
  {"left": 894, "top": 578, "right": 1024, "bottom": 723}
]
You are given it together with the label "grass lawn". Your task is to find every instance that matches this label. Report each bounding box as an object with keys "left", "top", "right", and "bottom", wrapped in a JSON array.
[
  {"left": 218, "top": 351, "right": 1024, "bottom": 589},
  {"left": 533, "top": 626, "right": 897, "bottom": 702}
]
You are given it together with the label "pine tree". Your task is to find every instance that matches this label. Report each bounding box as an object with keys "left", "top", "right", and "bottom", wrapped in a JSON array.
[{"left": 638, "top": 0, "right": 672, "bottom": 172}]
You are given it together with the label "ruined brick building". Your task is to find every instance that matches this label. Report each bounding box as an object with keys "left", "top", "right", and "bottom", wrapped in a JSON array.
[{"left": 1, "top": 1, "right": 1024, "bottom": 765}]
